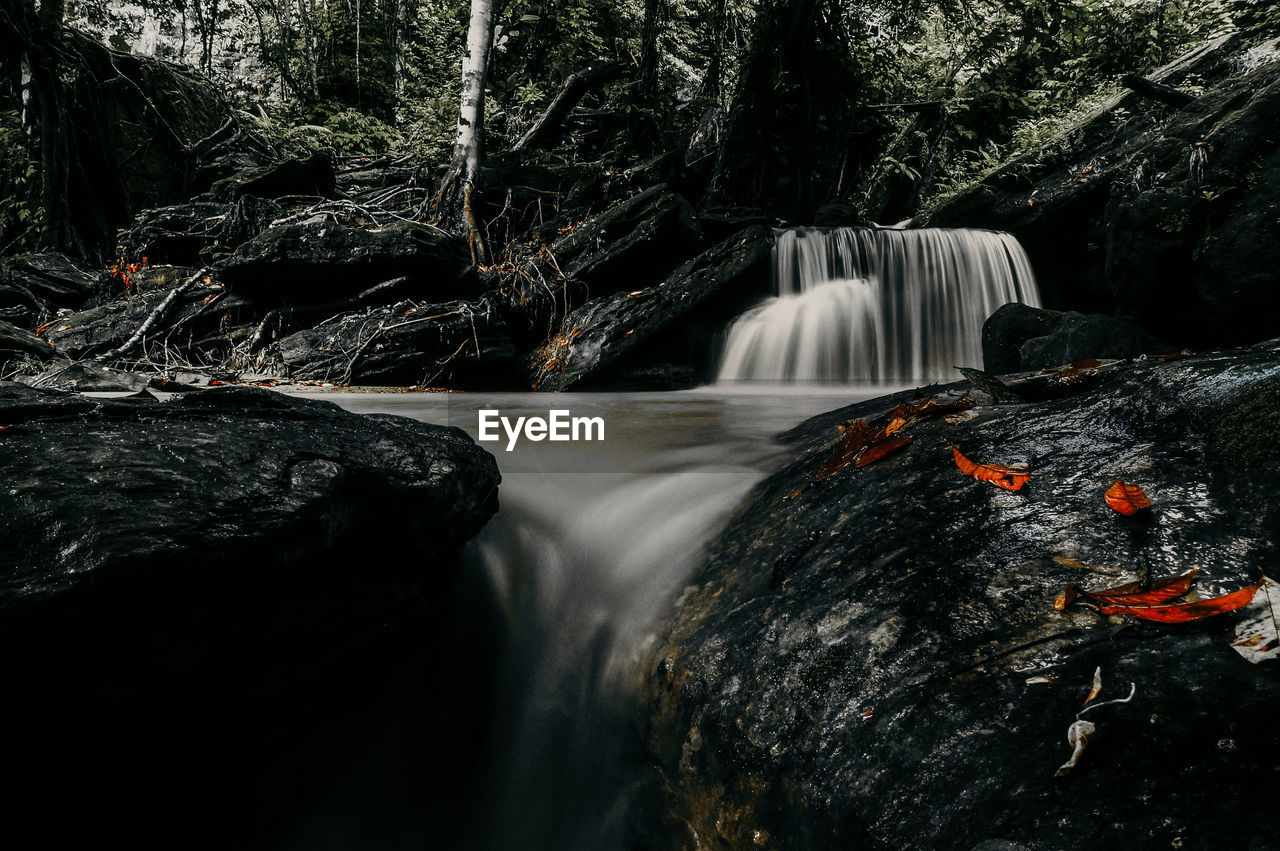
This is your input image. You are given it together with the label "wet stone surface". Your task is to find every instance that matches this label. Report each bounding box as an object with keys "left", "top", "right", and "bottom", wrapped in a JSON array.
[{"left": 642, "top": 341, "right": 1280, "bottom": 850}]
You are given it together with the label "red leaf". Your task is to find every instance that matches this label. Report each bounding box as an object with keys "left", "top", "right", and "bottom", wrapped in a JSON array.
[
  {"left": 953, "top": 446, "right": 1031, "bottom": 491},
  {"left": 1057, "top": 568, "right": 1199, "bottom": 610},
  {"left": 855, "top": 435, "right": 913, "bottom": 466},
  {"left": 1105, "top": 479, "right": 1151, "bottom": 515},
  {"left": 816, "top": 420, "right": 913, "bottom": 481},
  {"left": 1099, "top": 581, "right": 1261, "bottom": 623}
]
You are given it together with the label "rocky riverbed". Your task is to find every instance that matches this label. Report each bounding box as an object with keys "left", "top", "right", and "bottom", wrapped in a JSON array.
[{"left": 640, "top": 340, "right": 1280, "bottom": 850}]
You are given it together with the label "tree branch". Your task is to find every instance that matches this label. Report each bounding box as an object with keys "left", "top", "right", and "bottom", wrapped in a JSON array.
[
  {"left": 512, "top": 60, "right": 630, "bottom": 152},
  {"left": 1121, "top": 74, "right": 1194, "bottom": 107}
]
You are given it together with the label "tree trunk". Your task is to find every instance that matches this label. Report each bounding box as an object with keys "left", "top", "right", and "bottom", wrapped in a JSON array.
[
  {"left": 6, "top": 0, "right": 78, "bottom": 252},
  {"left": 432, "top": 0, "right": 498, "bottom": 264},
  {"left": 704, "top": 0, "right": 860, "bottom": 220},
  {"left": 630, "top": 0, "right": 662, "bottom": 150}
]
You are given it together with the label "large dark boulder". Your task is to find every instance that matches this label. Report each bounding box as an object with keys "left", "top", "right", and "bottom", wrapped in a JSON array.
[
  {"left": 532, "top": 227, "right": 773, "bottom": 390},
  {"left": 215, "top": 219, "right": 475, "bottom": 305},
  {"left": 0, "top": 383, "right": 501, "bottom": 846},
  {"left": 277, "top": 298, "right": 518, "bottom": 387},
  {"left": 982, "top": 303, "right": 1064, "bottom": 374},
  {"left": 983, "top": 302, "right": 1165, "bottom": 373},
  {"left": 925, "top": 35, "right": 1280, "bottom": 348},
  {"left": 550, "top": 183, "right": 701, "bottom": 292},
  {"left": 1019, "top": 310, "right": 1165, "bottom": 370},
  {"left": 47, "top": 31, "right": 253, "bottom": 253},
  {"left": 643, "top": 342, "right": 1280, "bottom": 850}
]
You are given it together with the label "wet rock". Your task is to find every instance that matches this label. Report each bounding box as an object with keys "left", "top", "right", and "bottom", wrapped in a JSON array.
[
  {"left": 0, "top": 382, "right": 501, "bottom": 845},
  {"left": 811, "top": 199, "right": 870, "bottom": 228},
  {"left": 532, "top": 227, "right": 772, "bottom": 390},
  {"left": 277, "top": 298, "right": 517, "bottom": 387},
  {"left": 118, "top": 196, "right": 291, "bottom": 269},
  {"left": 116, "top": 201, "right": 235, "bottom": 267},
  {"left": 1019, "top": 311, "right": 1164, "bottom": 370},
  {"left": 984, "top": 303, "right": 1164, "bottom": 373},
  {"left": 551, "top": 184, "right": 701, "bottom": 292},
  {"left": 215, "top": 219, "right": 475, "bottom": 305},
  {"left": 983, "top": 303, "right": 1064, "bottom": 374},
  {"left": 643, "top": 341, "right": 1280, "bottom": 850},
  {"left": 209, "top": 151, "right": 336, "bottom": 202}
]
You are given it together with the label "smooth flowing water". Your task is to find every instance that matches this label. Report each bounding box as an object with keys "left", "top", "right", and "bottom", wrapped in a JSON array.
[
  {"left": 716, "top": 227, "right": 1041, "bottom": 384},
  {"left": 323, "top": 387, "right": 897, "bottom": 849}
]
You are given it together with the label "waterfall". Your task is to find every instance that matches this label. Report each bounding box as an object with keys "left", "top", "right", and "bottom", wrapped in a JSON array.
[{"left": 715, "top": 227, "right": 1040, "bottom": 384}]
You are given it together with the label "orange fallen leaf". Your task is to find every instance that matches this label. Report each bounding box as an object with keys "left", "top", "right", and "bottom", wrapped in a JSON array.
[
  {"left": 1057, "top": 568, "right": 1199, "bottom": 611},
  {"left": 816, "top": 420, "right": 912, "bottom": 481},
  {"left": 1098, "top": 581, "right": 1262, "bottom": 623},
  {"left": 953, "top": 446, "right": 1031, "bottom": 491},
  {"left": 856, "top": 435, "right": 913, "bottom": 467},
  {"left": 1105, "top": 479, "right": 1151, "bottom": 516}
]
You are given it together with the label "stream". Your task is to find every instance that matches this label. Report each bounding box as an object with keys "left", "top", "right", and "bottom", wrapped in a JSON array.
[{"left": 321, "top": 386, "right": 898, "bottom": 849}]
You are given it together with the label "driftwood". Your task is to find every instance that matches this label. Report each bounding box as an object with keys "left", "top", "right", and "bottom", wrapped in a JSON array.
[
  {"left": 512, "top": 60, "right": 631, "bottom": 152},
  {"left": 1122, "top": 74, "right": 1194, "bottom": 107}
]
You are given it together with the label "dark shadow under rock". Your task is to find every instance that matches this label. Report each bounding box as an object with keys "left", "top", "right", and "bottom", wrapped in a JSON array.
[{"left": 209, "top": 151, "right": 337, "bottom": 202}]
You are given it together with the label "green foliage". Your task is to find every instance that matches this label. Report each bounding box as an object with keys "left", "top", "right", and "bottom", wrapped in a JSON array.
[
  {"left": 1227, "top": 0, "right": 1280, "bottom": 40},
  {"left": 0, "top": 111, "right": 43, "bottom": 254}
]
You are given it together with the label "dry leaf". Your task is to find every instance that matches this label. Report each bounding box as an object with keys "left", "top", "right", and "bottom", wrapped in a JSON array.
[
  {"left": 1084, "top": 666, "right": 1103, "bottom": 704},
  {"left": 1105, "top": 479, "right": 1151, "bottom": 516},
  {"left": 953, "top": 446, "right": 1031, "bottom": 491}
]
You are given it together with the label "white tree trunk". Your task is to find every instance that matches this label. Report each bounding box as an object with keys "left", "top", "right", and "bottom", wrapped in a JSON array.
[
  {"left": 452, "top": 0, "right": 496, "bottom": 186},
  {"left": 433, "top": 0, "right": 497, "bottom": 262}
]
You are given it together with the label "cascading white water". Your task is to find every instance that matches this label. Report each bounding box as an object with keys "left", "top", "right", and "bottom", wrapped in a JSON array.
[{"left": 716, "top": 227, "right": 1041, "bottom": 384}]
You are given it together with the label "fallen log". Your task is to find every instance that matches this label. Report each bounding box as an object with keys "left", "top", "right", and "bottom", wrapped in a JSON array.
[{"left": 1121, "top": 73, "right": 1194, "bottom": 107}]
